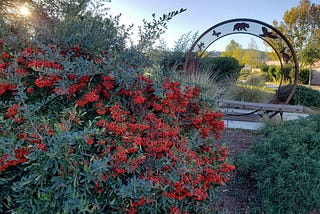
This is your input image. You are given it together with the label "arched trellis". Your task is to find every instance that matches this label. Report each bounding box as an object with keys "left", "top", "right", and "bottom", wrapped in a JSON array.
[{"left": 184, "top": 18, "right": 299, "bottom": 104}]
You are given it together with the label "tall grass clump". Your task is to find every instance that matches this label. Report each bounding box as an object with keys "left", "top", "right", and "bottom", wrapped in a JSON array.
[
  {"left": 171, "top": 69, "right": 231, "bottom": 104},
  {"left": 235, "top": 115, "right": 320, "bottom": 213},
  {"left": 224, "top": 83, "right": 275, "bottom": 103}
]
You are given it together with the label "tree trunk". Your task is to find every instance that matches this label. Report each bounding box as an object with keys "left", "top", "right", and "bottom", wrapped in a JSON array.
[{"left": 308, "top": 65, "right": 313, "bottom": 87}]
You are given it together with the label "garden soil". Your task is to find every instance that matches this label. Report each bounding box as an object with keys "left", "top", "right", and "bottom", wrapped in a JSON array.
[{"left": 213, "top": 128, "right": 259, "bottom": 213}]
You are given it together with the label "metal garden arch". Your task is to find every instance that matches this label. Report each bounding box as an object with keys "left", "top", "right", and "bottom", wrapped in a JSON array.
[{"left": 184, "top": 18, "right": 299, "bottom": 104}]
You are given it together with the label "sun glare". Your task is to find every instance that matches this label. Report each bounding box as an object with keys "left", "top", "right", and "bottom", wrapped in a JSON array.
[{"left": 19, "top": 5, "right": 31, "bottom": 16}]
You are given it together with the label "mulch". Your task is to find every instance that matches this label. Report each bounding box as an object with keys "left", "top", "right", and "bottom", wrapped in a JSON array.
[{"left": 213, "top": 128, "right": 259, "bottom": 213}]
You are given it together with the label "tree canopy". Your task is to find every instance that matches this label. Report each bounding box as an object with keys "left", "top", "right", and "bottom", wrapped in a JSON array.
[
  {"left": 274, "top": 0, "right": 320, "bottom": 66},
  {"left": 221, "top": 40, "right": 244, "bottom": 64}
]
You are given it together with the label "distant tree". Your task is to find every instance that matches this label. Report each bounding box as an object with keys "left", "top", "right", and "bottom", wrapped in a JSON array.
[
  {"left": 299, "top": 39, "right": 320, "bottom": 86},
  {"left": 272, "top": 0, "right": 320, "bottom": 62},
  {"left": 221, "top": 40, "right": 244, "bottom": 65},
  {"left": 265, "top": 50, "right": 279, "bottom": 61},
  {"left": 157, "top": 32, "right": 198, "bottom": 72},
  {"left": 242, "top": 49, "right": 262, "bottom": 69},
  {"left": 247, "top": 38, "right": 259, "bottom": 50},
  {"left": 280, "top": 0, "right": 320, "bottom": 51},
  {"left": 239, "top": 38, "right": 262, "bottom": 68}
]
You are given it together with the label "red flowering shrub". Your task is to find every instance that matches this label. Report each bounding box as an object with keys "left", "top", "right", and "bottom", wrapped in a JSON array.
[{"left": 0, "top": 41, "right": 234, "bottom": 213}]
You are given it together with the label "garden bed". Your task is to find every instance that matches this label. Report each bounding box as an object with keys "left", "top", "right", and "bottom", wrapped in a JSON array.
[{"left": 214, "top": 128, "right": 258, "bottom": 213}]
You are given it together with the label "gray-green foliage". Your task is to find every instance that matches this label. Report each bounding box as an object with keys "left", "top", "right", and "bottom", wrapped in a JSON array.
[
  {"left": 156, "top": 32, "right": 198, "bottom": 75},
  {"left": 236, "top": 115, "right": 320, "bottom": 213},
  {"left": 136, "top": 8, "right": 187, "bottom": 53}
]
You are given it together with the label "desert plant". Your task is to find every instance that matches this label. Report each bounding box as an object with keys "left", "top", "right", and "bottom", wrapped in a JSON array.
[
  {"left": 236, "top": 115, "right": 320, "bottom": 213},
  {"left": 0, "top": 41, "right": 234, "bottom": 213}
]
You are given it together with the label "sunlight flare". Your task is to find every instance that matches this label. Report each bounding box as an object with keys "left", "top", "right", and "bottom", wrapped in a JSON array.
[{"left": 19, "top": 5, "right": 31, "bottom": 16}]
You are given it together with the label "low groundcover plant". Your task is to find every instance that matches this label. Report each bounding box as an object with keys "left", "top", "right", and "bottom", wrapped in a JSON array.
[{"left": 0, "top": 40, "right": 234, "bottom": 213}]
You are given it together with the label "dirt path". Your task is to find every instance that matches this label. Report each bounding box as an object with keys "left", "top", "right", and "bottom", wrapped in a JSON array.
[{"left": 214, "top": 128, "right": 258, "bottom": 213}]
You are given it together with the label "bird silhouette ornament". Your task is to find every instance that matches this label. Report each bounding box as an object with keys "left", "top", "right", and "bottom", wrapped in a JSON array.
[
  {"left": 280, "top": 48, "right": 291, "bottom": 64},
  {"left": 259, "top": 27, "right": 278, "bottom": 39}
]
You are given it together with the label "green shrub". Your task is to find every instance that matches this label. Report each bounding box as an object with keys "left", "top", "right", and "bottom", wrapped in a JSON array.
[
  {"left": 277, "top": 85, "right": 320, "bottom": 107},
  {"left": 159, "top": 50, "right": 186, "bottom": 71},
  {"left": 236, "top": 115, "right": 320, "bottom": 213},
  {"left": 266, "top": 65, "right": 281, "bottom": 82},
  {"left": 199, "top": 57, "right": 242, "bottom": 82},
  {"left": 289, "top": 68, "right": 310, "bottom": 84},
  {"left": 298, "top": 68, "right": 310, "bottom": 85},
  {"left": 292, "top": 85, "right": 320, "bottom": 107},
  {"left": 0, "top": 41, "right": 234, "bottom": 213}
]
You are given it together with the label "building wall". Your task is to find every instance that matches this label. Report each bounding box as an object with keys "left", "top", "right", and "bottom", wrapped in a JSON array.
[{"left": 311, "top": 69, "right": 320, "bottom": 86}]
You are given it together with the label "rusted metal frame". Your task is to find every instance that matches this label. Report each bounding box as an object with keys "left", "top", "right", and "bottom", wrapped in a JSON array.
[
  {"left": 184, "top": 18, "right": 299, "bottom": 106},
  {"left": 184, "top": 18, "right": 299, "bottom": 120}
]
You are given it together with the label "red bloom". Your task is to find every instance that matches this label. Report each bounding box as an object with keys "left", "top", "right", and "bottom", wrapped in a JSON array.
[
  {"left": 0, "top": 62, "right": 6, "bottom": 69},
  {"left": 72, "top": 45, "right": 81, "bottom": 52},
  {"left": 169, "top": 206, "right": 180, "bottom": 214},
  {"left": 68, "top": 84, "right": 82, "bottom": 94},
  {"left": 85, "top": 136, "right": 94, "bottom": 145},
  {"left": 35, "top": 76, "right": 53, "bottom": 88},
  {"left": 79, "top": 75, "right": 89, "bottom": 83},
  {"left": 37, "top": 143, "right": 46, "bottom": 151},
  {"left": 26, "top": 87, "right": 34, "bottom": 94},
  {"left": 0, "top": 83, "right": 17, "bottom": 96},
  {"left": 133, "top": 95, "right": 145, "bottom": 104},
  {"left": 95, "top": 102, "right": 107, "bottom": 115},
  {"left": 0, "top": 84, "right": 7, "bottom": 95},
  {"left": 193, "top": 188, "right": 208, "bottom": 201},
  {"left": 17, "top": 57, "right": 25, "bottom": 64},
  {"left": 20, "top": 47, "right": 33, "bottom": 57},
  {"left": 67, "top": 73, "right": 76, "bottom": 80},
  {"left": 1, "top": 52, "right": 12, "bottom": 59},
  {"left": 15, "top": 68, "right": 29, "bottom": 76},
  {"left": 109, "top": 103, "right": 130, "bottom": 122},
  {"left": 76, "top": 91, "right": 99, "bottom": 107},
  {"left": 6, "top": 104, "right": 19, "bottom": 118},
  {"left": 83, "top": 91, "right": 99, "bottom": 102}
]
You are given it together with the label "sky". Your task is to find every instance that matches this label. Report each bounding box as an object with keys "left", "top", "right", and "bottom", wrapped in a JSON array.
[{"left": 107, "top": 0, "right": 319, "bottom": 51}]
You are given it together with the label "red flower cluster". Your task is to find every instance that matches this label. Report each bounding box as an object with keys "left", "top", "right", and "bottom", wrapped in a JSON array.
[
  {"left": 0, "top": 83, "right": 16, "bottom": 96},
  {"left": 0, "top": 148, "right": 29, "bottom": 172},
  {"left": 76, "top": 91, "right": 100, "bottom": 107},
  {"left": 0, "top": 42, "right": 234, "bottom": 213},
  {"left": 27, "top": 59, "right": 62, "bottom": 70}
]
